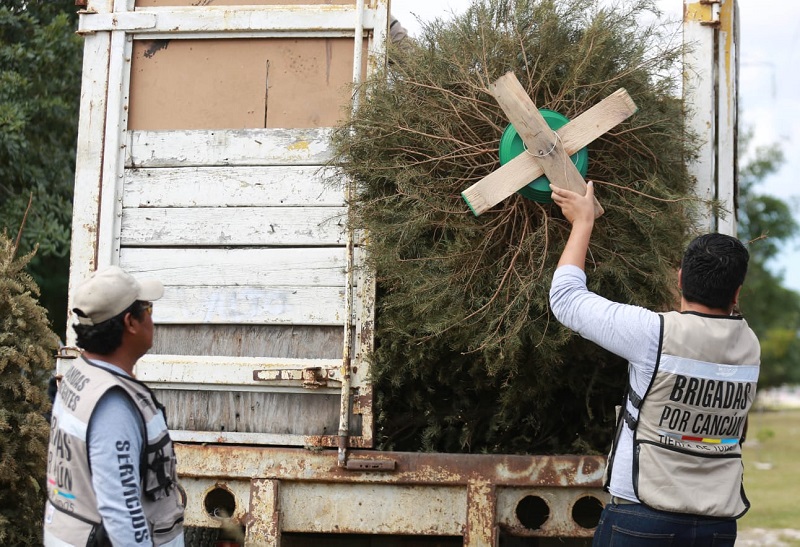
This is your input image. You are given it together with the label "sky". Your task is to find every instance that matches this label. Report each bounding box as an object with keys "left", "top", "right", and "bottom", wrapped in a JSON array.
[{"left": 390, "top": 0, "right": 800, "bottom": 292}]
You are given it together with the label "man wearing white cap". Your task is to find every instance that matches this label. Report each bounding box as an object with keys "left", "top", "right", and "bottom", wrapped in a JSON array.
[{"left": 44, "top": 266, "right": 185, "bottom": 547}]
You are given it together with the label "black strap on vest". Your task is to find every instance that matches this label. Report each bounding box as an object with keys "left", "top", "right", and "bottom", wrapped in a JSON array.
[{"left": 622, "top": 383, "right": 644, "bottom": 430}]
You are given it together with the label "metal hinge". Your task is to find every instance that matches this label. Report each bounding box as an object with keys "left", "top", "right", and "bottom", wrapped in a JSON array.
[
  {"left": 55, "top": 346, "right": 82, "bottom": 374},
  {"left": 55, "top": 346, "right": 82, "bottom": 360}
]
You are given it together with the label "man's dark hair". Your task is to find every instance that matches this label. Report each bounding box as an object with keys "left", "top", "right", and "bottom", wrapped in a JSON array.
[
  {"left": 73, "top": 301, "right": 148, "bottom": 355},
  {"left": 681, "top": 233, "right": 749, "bottom": 310}
]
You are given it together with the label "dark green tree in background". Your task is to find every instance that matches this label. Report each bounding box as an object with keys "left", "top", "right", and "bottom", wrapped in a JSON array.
[
  {"left": 0, "top": 231, "right": 59, "bottom": 545},
  {"left": 737, "top": 131, "right": 800, "bottom": 387},
  {"left": 0, "top": 0, "right": 82, "bottom": 340}
]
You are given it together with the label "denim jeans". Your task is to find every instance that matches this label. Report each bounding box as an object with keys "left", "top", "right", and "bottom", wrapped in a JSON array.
[{"left": 592, "top": 501, "right": 737, "bottom": 546}]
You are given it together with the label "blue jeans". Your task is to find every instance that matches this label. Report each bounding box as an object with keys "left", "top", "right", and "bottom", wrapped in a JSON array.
[{"left": 592, "top": 502, "right": 737, "bottom": 546}]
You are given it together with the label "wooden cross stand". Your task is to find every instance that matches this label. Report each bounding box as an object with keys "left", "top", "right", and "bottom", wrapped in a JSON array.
[{"left": 462, "top": 72, "right": 638, "bottom": 216}]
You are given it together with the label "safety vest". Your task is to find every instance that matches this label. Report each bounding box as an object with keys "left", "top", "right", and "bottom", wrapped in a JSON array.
[
  {"left": 44, "top": 357, "right": 185, "bottom": 546},
  {"left": 614, "top": 311, "right": 760, "bottom": 518}
]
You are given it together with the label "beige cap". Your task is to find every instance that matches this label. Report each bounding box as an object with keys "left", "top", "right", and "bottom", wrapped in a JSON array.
[{"left": 72, "top": 266, "right": 164, "bottom": 326}]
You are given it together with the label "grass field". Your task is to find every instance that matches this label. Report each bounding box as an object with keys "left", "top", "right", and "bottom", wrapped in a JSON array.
[{"left": 739, "top": 408, "right": 800, "bottom": 541}]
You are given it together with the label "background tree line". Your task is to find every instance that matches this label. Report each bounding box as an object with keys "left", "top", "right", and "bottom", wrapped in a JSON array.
[
  {"left": 1, "top": 0, "right": 81, "bottom": 340},
  {"left": 1, "top": 1, "right": 80, "bottom": 542}
]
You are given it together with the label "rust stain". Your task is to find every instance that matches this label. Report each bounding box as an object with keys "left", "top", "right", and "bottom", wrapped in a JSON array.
[
  {"left": 684, "top": 1, "right": 712, "bottom": 23},
  {"left": 175, "top": 446, "right": 606, "bottom": 537},
  {"left": 353, "top": 391, "right": 372, "bottom": 415},
  {"left": 246, "top": 480, "right": 280, "bottom": 544},
  {"left": 465, "top": 480, "right": 497, "bottom": 546},
  {"left": 719, "top": 0, "right": 735, "bottom": 108},
  {"left": 176, "top": 445, "right": 604, "bottom": 487}
]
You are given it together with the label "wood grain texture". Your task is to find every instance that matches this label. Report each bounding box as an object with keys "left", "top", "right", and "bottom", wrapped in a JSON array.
[{"left": 462, "top": 78, "right": 637, "bottom": 216}]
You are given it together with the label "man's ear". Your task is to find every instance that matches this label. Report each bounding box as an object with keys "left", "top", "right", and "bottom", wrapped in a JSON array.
[
  {"left": 677, "top": 268, "right": 683, "bottom": 291},
  {"left": 733, "top": 285, "right": 742, "bottom": 306},
  {"left": 123, "top": 312, "right": 138, "bottom": 333}
]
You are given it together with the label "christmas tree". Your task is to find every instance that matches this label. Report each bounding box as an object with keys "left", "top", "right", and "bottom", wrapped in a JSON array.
[
  {"left": 329, "top": 0, "right": 699, "bottom": 454},
  {"left": 0, "top": 230, "right": 59, "bottom": 544}
]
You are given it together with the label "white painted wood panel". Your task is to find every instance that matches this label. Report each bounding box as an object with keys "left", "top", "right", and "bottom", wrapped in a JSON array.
[
  {"left": 120, "top": 247, "right": 347, "bottom": 286},
  {"left": 66, "top": 32, "right": 113, "bottom": 347},
  {"left": 123, "top": 166, "right": 345, "bottom": 207},
  {"left": 152, "top": 285, "right": 346, "bottom": 325},
  {"left": 156, "top": 390, "right": 350, "bottom": 439},
  {"left": 127, "top": 128, "right": 333, "bottom": 168},
  {"left": 170, "top": 431, "right": 328, "bottom": 445},
  {"left": 95, "top": 29, "right": 131, "bottom": 268},
  {"left": 684, "top": 3, "right": 717, "bottom": 232},
  {"left": 151, "top": 324, "right": 344, "bottom": 359},
  {"left": 120, "top": 206, "right": 347, "bottom": 246},
  {"left": 79, "top": 6, "right": 380, "bottom": 35},
  {"left": 683, "top": 0, "right": 739, "bottom": 235},
  {"left": 716, "top": 0, "right": 738, "bottom": 236},
  {"left": 136, "top": 355, "right": 341, "bottom": 385},
  {"left": 70, "top": 0, "right": 385, "bottom": 450}
]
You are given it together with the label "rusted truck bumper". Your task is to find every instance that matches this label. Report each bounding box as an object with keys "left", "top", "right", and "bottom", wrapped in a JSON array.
[{"left": 177, "top": 445, "right": 608, "bottom": 546}]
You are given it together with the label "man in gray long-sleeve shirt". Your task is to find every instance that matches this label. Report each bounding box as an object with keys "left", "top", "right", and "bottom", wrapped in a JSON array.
[
  {"left": 45, "top": 267, "right": 185, "bottom": 546},
  {"left": 549, "top": 181, "right": 759, "bottom": 546}
]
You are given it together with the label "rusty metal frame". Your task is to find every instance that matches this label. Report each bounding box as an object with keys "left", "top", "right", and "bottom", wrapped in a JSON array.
[{"left": 177, "top": 445, "right": 608, "bottom": 545}]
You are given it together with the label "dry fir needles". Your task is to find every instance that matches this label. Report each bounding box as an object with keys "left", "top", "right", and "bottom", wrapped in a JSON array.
[{"left": 329, "top": 0, "right": 701, "bottom": 454}]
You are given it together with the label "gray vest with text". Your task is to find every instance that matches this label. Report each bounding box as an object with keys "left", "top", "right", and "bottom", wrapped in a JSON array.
[
  {"left": 624, "top": 311, "right": 760, "bottom": 518},
  {"left": 44, "top": 357, "right": 184, "bottom": 546}
]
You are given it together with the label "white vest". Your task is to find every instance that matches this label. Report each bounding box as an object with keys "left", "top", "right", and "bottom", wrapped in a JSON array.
[
  {"left": 612, "top": 311, "right": 759, "bottom": 518},
  {"left": 44, "top": 357, "right": 185, "bottom": 546}
]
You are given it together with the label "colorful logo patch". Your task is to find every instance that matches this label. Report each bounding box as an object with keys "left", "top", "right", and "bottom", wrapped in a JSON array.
[
  {"left": 658, "top": 430, "right": 738, "bottom": 445},
  {"left": 48, "top": 478, "right": 77, "bottom": 499}
]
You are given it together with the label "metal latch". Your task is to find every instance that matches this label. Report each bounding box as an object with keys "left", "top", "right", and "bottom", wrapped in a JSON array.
[
  {"left": 345, "top": 459, "right": 397, "bottom": 471},
  {"left": 252, "top": 367, "right": 339, "bottom": 389},
  {"left": 55, "top": 345, "right": 81, "bottom": 369},
  {"left": 698, "top": 0, "right": 721, "bottom": 27},
  {"left": 53, "top": 346, "right": 82, "bottom": 381}
]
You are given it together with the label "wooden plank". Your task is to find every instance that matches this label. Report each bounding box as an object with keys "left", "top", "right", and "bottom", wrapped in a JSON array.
[
  {"left": 151, "top": 325, "right": 344, "bottom": 359},
  {"left": 66, "top": 31, "right": 113, "bottom": 346},
  {"left": 461, "top": 87, "right": 636, "bottom": 216},
  {"left": 351, "top": 246, "right": 375, "bottom": 388},
  {"left": 683, "top": 5, "right": 716, "bottom": 232},
  {"left": 716, "top": 0, "right": 738, "bottom": 236},
  {"left": 123, "top": 166, "right": 345, "bottom": 207},
  {"left": 126, "top": 128, "right": 333, "bottom": 167},
  {"left": 120, "top": 247, "right": 347, "bottom": 286},
  {"left": 96, "top": 29, "right": 131, "bottom": 267},
  {"left": 153, "top": 389, "right": 360, "bottom": 437},
  {"left": 135, "top": 0, "right": 356, "bottom": 6},
  {"left": 120, "top": 206, "right": 347, "bottom": 246},
  {"left": 151, "top": 285, "right": 347, "bottom": 325},
  {"left": 136, "top": 355, "right": 341, "bottom": 385},
  {"left": 169, "top": 430, "right": 356, "bottom": 446},
  {"left": 79, "top": 5, "right": 381, "bottom": 35},
  {"left": 489, "top": 72, "right": 602, "bottom": 216}
]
